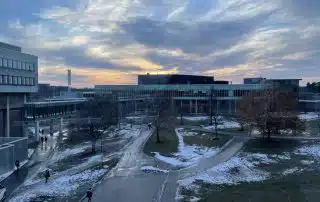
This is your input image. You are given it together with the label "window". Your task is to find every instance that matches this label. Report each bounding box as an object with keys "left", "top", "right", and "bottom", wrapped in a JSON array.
[
  {"left": 3, "top": 75, "right": 8, "bottom": 84},
  {"left": 8, "top": 76, "right": 12, "bottom": 84},
  {"left": 3, "top": 59, "right": 7, "bottom": 67},
  {"left": 25, "top": 77, "right": 29, "bottom": 85},
  {"left": 21, "top": 77, "right": 25, "bottom": 85},
  {"left": 17, "top": 61, "right": 21, "bottom": 69},
  {"left": 8, "top": 59, "right": 12, "bottom": 68},
  {"left": 13, "top": 60, "right": 17, "bottom": 69},
  {"left": 30, "top": 64, "right": 34, "bottom": 71},
  {"left": 13, "top": 76, "right": 17, "bottom": 85},
  {"left": 0, "top": 58, "right": 2, "bottom": 67},
  {"left": 22, "top": 62, "right": 25, "bottom": 70},
  {"left": 0, "top": 75, "right": 2, "bottom": 84},
  {"left": 31, "top": 78, "right": 35, "bottom": 85},
  {"left": 17, "top": 77, "right": 21, "bottom": 85}
]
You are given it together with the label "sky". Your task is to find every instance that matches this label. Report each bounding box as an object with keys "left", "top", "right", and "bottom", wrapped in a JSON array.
[{"left": 1, "top": 0, "right": 320, "bottom": 87}]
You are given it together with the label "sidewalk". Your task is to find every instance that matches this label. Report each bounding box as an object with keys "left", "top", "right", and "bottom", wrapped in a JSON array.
[{"left": 1, "top": 132, "right": 58, "bottom": 198}]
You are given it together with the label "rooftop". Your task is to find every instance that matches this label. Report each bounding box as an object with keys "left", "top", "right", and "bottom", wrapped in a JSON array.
[{"left": 0, "top": 41, "right": 21, "bottom": 52}]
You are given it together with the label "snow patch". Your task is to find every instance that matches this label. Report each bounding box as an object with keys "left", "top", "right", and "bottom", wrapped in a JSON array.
[
  {"left": 246, "top": 153, "right": 278, "bottom": 165},
  {"left": 295, "top": 145, "right": 320, "bottom": 157},
  {"left": 52, "top": 145, "right": 88, "bottom": 162},
  {"left": 179, "top": 116, "right": 209, "bottom": 121},
  {"left": 282, "top": 167, "right": 303, "bottom": 176},
  {"left": 179, "top": 156, "right": 269, "bottom": 187},
  {"left": 301, "top": 160, "right": 314, "bottom": 165},
  {"left": 203, "top": 120, "right": 240, "bottom": 130},
  {"left": 141, "top": 166, "right": 169, "bottom": 173},
  {"left": 153, "top": 128, "right": 218, "bottom": 167},
  {"left": 28, "top": 149, "right": 35, "bottom": 159},
  {"left": 299, "top": 113, "right": 319, "bottom": 121},
  {"left": 11, "top": 169, "right": 107, "bottom": 202}
]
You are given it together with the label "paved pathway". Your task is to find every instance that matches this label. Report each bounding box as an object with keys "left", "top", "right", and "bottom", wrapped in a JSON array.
[
  {"left": 89, "top": 126, "right": 250, "bottom": 202},
  {"left": 4, "top": 131, "right": 59, "bottom": 200},
  {"left": 91, "top": 127, "right": 170, "bottom": 202}
]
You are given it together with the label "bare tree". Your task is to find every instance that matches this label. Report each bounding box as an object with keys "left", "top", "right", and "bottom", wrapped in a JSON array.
[
  {"left": 152, "top": 95, "right": 177, "bottom": 143},
  {"left": 238, "top": 88, "right": 305, "bottom": 140},
  {"left": 70, "top": 96, "right": 117, "bottom": 153}
]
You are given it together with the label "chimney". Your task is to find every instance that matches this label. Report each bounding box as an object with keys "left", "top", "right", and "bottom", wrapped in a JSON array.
[{"left": 67, "top": 69, "right": 71, "bottom": 92}]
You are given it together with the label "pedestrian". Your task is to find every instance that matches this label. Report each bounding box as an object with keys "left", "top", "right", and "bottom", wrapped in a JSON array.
[
  {"left": 44, "top": 169, "right": 50, "bottom": 183},
  {"left": 86, "top": 188, "right": 93, "bottom": 202},
  {"left": 44, "top": 136, "right": 48, "bottom": 142},
  {"left": 148, "top": 123, "right": 151, "bottom": 130},
  {"left": 15, "top": 160, "right": 20, "bottom": 170},
  {"left": 40, "top": 136, "right": 44, "bottom": 143}
]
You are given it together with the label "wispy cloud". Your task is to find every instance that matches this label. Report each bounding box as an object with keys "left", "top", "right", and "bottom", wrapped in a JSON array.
[{"left": 1, "top": 0, "right": 319, "bottom": 86}]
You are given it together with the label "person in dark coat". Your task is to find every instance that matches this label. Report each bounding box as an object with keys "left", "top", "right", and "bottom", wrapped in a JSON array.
[
  {"left": 40, "top": 136, "right": 44, "bottom": 143},
  {"left": 44, "top": 169, "right": 50, "bottom": 183},
  {"left": 86, "top": 188, "right": 93, "bottom": 202},
  {"left": 44, "top": 136, "right": 48, "bottom": 142},
  {"left": 15, "top": 160, "right": 20, "bottom": 170}
]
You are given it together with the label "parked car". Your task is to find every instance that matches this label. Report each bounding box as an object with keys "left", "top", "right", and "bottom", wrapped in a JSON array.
[{"left": 0, "top": 184, "right": 6, "bottom": 201}]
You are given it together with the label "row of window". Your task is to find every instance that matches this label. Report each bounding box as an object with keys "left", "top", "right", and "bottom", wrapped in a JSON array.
[
  {"left": 0, "top": 57, "right": 35, "bottom": 72},
  {"left": 0, "top": 75, "right": 35, "bottom": 86}
]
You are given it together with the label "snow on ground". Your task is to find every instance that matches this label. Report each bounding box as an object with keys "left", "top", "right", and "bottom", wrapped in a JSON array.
[
  {"left": 0, "top": 159, "right": 29, "bottom": 182},
  {"left": 178, "top": 151, "right": 294, "bottom": 189},
  {"left": 28, "top": 149, "right": 35, "bottom": 159},
  {"left": 178, "top": 116, "right": 209, "bottom": 121},
  {"left": 299, "top": 113, "right": 319, "bottom": 121},
  {"left": 282, "top": 167, "right": 303, "bottom": 176},
  {"left": 153, "top": 129, "right": 218, "bottom": 167},
  {"left": 51, "top": 145, "right": 89, "bottom": 162},
  {"left": 202, "top": 120, "right": 240, "bottom": 130},
  {"left": 11, "top": 169, "right": 107, "bottom": 202},
  {"left": 178, "top": 156, "right": 270, "bottom": 187},
  {"left": 294, "top": 145, "right": 320, "bottom": 157},
  {"left": 108, "top": 124, "right": 141, "bottom": 139},
  {"left": 141, "top": 166, "right": 169, "bottom": 173},
  {"left": 301, "top": 160, "right": 314, "bottom": 165}
]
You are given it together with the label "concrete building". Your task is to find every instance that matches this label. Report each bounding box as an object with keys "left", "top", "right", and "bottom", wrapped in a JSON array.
[
  {"left": 138, "top": 74, "right": 227, "bottom": 85},
  {"left": 0, "top": 41, "right": 38, "bottom": 137},
  {"left": 96, "top": 75, "right": 305, "bottom": 116}
]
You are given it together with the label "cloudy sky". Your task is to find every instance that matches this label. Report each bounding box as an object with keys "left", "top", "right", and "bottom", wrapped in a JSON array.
[{"left": 1, "top": 0, "right": 320, "bottom": 87}]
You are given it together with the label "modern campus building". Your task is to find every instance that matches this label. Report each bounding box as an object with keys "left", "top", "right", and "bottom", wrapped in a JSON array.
[
  {"left": 0, "top": 41, "right": 38, "bottom": 137},
  {"left": 95, "top": 74, "right": 304, "bottom": 115}
]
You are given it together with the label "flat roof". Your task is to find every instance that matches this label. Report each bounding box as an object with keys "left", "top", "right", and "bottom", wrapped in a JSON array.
[{"left": 0, "top": 41, "right": 21, "bottom": 52}]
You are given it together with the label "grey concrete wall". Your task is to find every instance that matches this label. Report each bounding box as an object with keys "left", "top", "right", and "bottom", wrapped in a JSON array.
[
  {"left": 0, "top": 144, "right": 14, "bottom": 175},
  {"left": 0, "top": 137, "right": 28, "bottom": 170}
]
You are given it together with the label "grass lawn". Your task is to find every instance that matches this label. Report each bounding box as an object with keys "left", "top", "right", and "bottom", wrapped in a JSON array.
[
  {"left": 305, "top": 120, "right": 320, "bottom": 136},
  {"left": 144, "top": 127, "right": 179, "bottom": 156},
  {"left": 179, "top": 138, "right": 320, "bottom": 202}
]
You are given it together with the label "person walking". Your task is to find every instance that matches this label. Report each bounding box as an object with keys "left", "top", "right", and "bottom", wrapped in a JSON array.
[
  {"left": 40, "top": 136, "right": 44, "bottom": 143},
  {"left": 15, "top": 160, "right": 20, "bottom": 171},
  {"left": 44, "top": 169, "right": 50, "bottom": 183},
  {"left": 86, "top": 188, "right": 93, "bottom": 202},
  {"left": 44, "top": 136, "right": 48, "bottom": 142}
]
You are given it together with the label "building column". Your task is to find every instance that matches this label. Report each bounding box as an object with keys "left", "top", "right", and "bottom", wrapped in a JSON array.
[
  {"left": 6, "top": 95, "right": 10, "bottom": 137},
  {"left": 195, "top": 100, "right": 198, "bottom": 114},
  {"left": 216, "top": 100, "right": 219, "bottom": 114},
  {"left": 35, "top": 120, "right": 39, "bottom": 141},
  {"left": 171, "top": 98, "right": 174, "bottom": 112},
  {"left": 180, "top": 100, "right": 183, "bottom": 109},
  {"left": 189, "top": 100, "right": 192, "bottom": 114},
  {"left": 59, "top": 117, "right": 63, "bottom": 134}
]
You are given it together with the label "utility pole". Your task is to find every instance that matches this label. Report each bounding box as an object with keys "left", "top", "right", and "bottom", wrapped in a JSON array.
[{"left": 210, "top": 88, "right": 213, "bottom": 125}]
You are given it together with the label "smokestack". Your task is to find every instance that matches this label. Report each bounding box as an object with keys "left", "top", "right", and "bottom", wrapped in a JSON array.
[{"left": 67, "top": 69, "right": 71, "bottom": 92}]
